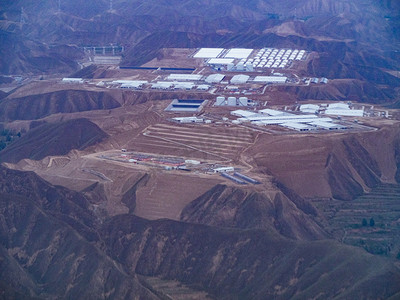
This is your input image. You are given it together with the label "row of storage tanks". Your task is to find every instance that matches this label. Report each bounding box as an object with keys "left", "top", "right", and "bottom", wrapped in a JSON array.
[{"left": 215, "top": 96, "right": 249, "bottom": 106}]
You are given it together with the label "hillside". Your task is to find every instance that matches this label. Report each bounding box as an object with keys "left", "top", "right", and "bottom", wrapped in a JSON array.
[
  {"left": 103, "top": 214, "right": 400, "bottom": 300},
  {"left": 0, "top": 119, "right": 108, "bottom": 163},
  {"left": 1, "top": 0, "right": 400, "bottom": 298},
  {"left": 0, "top": 166, "right": 158, "bottom": 299},
  {"left": 1, "top": 0, "right": 399, "bottom": 87},
  {"left": 1, "top": 165, "right": 399, "bottom": 299},
  {"left": 180, "top": 184, "right": 326, "bottom": 240},
  {"left": 248, "top": 124, "right": 400, "bottom": 201},
  {"left": 0, "top": 89, "right": 121, "bottom": 122}
]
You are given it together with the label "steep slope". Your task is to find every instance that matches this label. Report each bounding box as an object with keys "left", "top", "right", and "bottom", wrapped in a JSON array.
[
  {"left": 0, "top": 89, "right": 120, "bottom": 122},
  {"left": 0, "top": 119, "right": 108, "bottom": 164},
  {"left": 180, "top": 184, "right": 326, "bottom": 240},
  {"left": 0, "top": 30, "right": 80, "bottom": 75},
  {"left": 102, "top": 214, "right": 400, "bottom": 300},
  {"left": 0, "top": 179, "right": 157, "bottom": 299},
  {"left": 280, "top": 79, "right": 397, "bottom": 102},
  {"left": 1, "top": 165, "right": 400, "bottom": 299},
  {"left": 1, "top": 0, "right": 399, "bottom": 83},
  {"left": 250, "top": 124, "right": 400, "bottom": 200}
]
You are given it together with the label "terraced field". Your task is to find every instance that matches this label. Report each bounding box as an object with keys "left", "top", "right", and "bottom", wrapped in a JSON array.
[
  {"left": 135, "top": 171, "right": 219, "bottom": 220},
  {"left": 132, "top": 123, "right": 257, "bottom": 160},
  {"left": 314, "top": 184, "right": 400, "bottom": 258}
]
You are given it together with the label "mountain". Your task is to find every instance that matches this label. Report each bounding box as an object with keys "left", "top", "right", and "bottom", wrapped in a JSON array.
[
  {"left": 0, "top": 118, "right": 108, "bottom": 164},
  {"left": 248, "top": 124, "right": 400, "bottom": 200},
  {"left": 1, "top": 0, "right": 399, "bottom": 86},
  {"left": 0, "top": 166, "right": 158, "bottom": 299},
  {"left": 102, "top": 214, "right": 400, "bottom": 300},
  {"left": 0, "top": 89, "right": 121, "bottom": 122},
  {"left": 1, "top": 0, "right": 400, "bottom": 298},
  {"left": 1, "top": 165, "right": 400, "bottom": 299},
  {"left": 180, "top": 184, "right": 326, "bottom": 240}
]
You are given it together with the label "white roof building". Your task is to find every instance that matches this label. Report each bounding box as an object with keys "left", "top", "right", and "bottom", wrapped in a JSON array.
[
  {"left": 300, "top": 104, "right": 320, "bottom": 114},
  {"left": 208, "top": 58, "right": 235, "bottom": 65},
  {"left": 231, "top": 110, "right": 258, "bottom": 118},
  {"left": 214, "top": 166, "right": 235, "bottom": 173},
  {"left": 173, "top": 82, "right": 195, "bottom": 90},
  {"left": 224, "top": 48, "right": 253, "bottom": 59},
  {"left": 151, "top": 82, "right": 173, "bottom": 89},
  {"left": 325, "top": 109, "right": 364, "bottom": 117},
  {"left": 205, "top": 74, "right": 225, "bottom": 83},
  {"left": 116, "top": 80, "right": 148, "bottom": 89},
  {"left": 194, "top": 48, "right": 224, "bottom": 58},
  {"left": 328, "top": 103, "right": 350, "bottom": 110},
  {"left": 121, "top": 82, "right": 147, "bottom": 89},
  {"left": 253, "top": 76, "right": 287, "bottom": 83},
  {"left": 258, "top": 109, "right": 289, "bottom": 116},
  {"left": 167, "top": 74, "right": 203, "bottom": 81},
  {"left": 281, "top": 122, "right": 314, "bottom": 131},
  {"left": 173, "top": 117, "right": 204, "bottom": 123},
  {"left": 230, "top": 74, "right": 250, "bottom": 84},
  {"left": 246, "top": 114, "right": 320, "bottom": 123},
  {"left": 62, "top": 78, "right": 84, "bottom": 83},
  {"left": 308, "top": 121, "right": 347, "bottom": 130},
  {"left": 197, "top": 84, "right": 210, "bottom": 90},
  {"left": 112, "top": 80, "right": 147, "bottom": 85}
]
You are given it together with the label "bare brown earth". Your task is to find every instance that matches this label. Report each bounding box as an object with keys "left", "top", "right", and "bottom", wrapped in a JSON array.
[
  {"left": 2, "top": 83, "right": 400, "bottom": 215},
  {"left": 1, "top": 71, "right": 400, "bottom": 300},
  {"left": 1, "top": 165, "right": 400, "bottom": 299},
  {"left": 247, "top": 123, "right": 400, "bottom": 200}
]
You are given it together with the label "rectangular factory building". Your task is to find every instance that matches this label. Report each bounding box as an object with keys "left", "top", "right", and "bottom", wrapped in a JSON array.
[
  {"left": 167, "top": 74, "right": 203, "bottom": 81},
  {"left": 194, "top": 48, "right": 224, "bottom": 58},
  {"left": 325, "top": 109, "right": 364, "bottom": 117},
  {"left": 308, "top": 121, "right": 347, "bottom": 130},
  {"left": 300, "top": 104, "right": 320, "bottom": 114},
  {"left": 214, "top": 167, "right": 235, "bottom": 173},
  {"left": 207, "top": 58, "right": 235, "bottom": 69},
  {"left": 280, "top": 122, "right": 314, "bottom": 131},
  {"left": 253, "top": 76, "right": 287, "bottom": 84},
  {"left": 62, "top": 78, "right": 84, "bottom": 84},
  {"left": 224, "top": 48, "right": 253, "bottom": 59},
  {"left": 205, "top": 74, "right": 225, "bottom": 83},
  {"left": 151, "top": 81, "right": 173, "bottom": 89},
  {"left": 118, "top": 80, "right": 148, "bottom": 89},
  {"left": 197, "top": 84, "right": 210, "bottom": 90},
  {"left": 327, "top": 103, "right": 350, "bottom": 110},
  {"left": 258, "top": 109, "right": 292, "bottom": 116},
  {"left": 231, "top": 109, "right": 257, "bottom": 118},
  {"left": 230, "top": 74, "right": 250, "bottom": 84},
  {"left": 172, "top": 117, "right": 204, "bottom": 123},
  {"left": 173, "top": 82, "right": 195, "bottom": 90},
  {"left": 247, "top": 114, "right": 321, "bottom": 123}
]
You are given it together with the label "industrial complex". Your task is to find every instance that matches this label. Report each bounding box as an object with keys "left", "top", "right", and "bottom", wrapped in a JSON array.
[{"left": 55, "top": 46, "right": 388, "bottom": 186}]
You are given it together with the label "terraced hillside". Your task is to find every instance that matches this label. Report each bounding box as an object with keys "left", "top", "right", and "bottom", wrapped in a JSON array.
[
  {"left": 313, "top": 184, "right": 400, "bottom": 258},
  {"left": 132, "top": 123, "right": 257, "bottom": 161},
  {"left": 134, "top": 172, "right": 219, "bottom": 220}
]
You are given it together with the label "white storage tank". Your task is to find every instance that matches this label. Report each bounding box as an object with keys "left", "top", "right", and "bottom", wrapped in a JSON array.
[
  {"left": 215, "top": 96, "right": 226, "bottom": 106},
  {"left": 227, "top": 97, "right": 237, "bottom": 106},
  {"left": 238, "top": 97, "right": 248, "bottom": 106}
]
